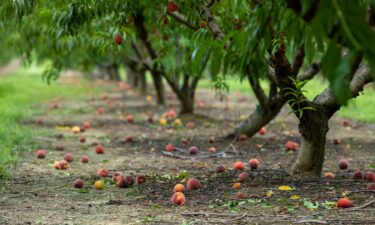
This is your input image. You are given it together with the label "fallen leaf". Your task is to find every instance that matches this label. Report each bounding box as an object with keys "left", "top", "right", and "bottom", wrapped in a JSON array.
[
  {"left": 290, "top": 194, "right": 300, "bottom": 200},
  {"left": 278, "top": 185, "right": 293, "bottom": 191}
]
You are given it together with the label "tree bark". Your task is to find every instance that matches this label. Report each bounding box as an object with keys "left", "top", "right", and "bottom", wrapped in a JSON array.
[
  {"left": 178, "top": 93, "right": 195, "bottom": 115},
  {"left": 151, "top": 70, "right": 165, "bottom": 105},
  {"left": 139, "top": 69, "right": 147, "bottom": 95},
  {"left": 291, "top": 106, "right": 329, "bottom": 176}
]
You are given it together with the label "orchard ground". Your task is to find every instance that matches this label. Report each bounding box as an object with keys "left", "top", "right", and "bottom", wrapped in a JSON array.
[{"left": 0, "top": 70, "right": 374, "bottom": 225}]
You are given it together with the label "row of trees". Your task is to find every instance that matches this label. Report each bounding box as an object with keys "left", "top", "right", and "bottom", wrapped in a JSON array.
[{"left": 1, "top": 0, "right": 374, "bottom": 176}]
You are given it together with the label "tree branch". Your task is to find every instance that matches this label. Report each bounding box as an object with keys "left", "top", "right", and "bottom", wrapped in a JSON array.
[
  {"left": 292, "top": 44, "right": 305, "bottom": 75},
  {"left": 167, "top": 11, "right": 198, "bottom": 30},
  {"left": 247, "top": 68, "right": 268, "bottom": 110},
  {"left": 201, "top": 5, "right": 225, "bottom": 40},
  {"left": 297, "top": 61, "right": 321, "bottom": 82}
]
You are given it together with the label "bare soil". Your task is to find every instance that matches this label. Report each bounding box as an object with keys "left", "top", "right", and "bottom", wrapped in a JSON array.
[{"left": 0, "top": 81, "right": 374, "bottom": 225}]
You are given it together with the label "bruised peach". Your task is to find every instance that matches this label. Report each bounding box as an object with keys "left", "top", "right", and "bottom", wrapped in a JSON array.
[
  {"left": 95, "top": 180, "right": 105, "bottom": 190},
  {"left": 337, "top": 198, "right": 353, "bottom": 208},
  {"left": 95, "top": 144, "right": 105, "bottom": 154},
  {"left": 238, "top": 134, "right": 248, "bottom": 141},
  {"left": 165, "top": 143, "right": 174, "bottom": 152},
  {"left": 285, "top": 141, "right": 299, "bottom": 151},
  {"left": 64, "top": 153, "right": 74, "bottom": 162},
  {"left": 187, "top": 178, "right": 201, "bottom": 190},
  {"left": 136, "top": 174, "right": 147, "bottom": 184},
  {"left": 237, "top": 172, "right": 249, "bottom": 182},
  {"left": 171, "top": 192, "right": 186, "bottom": 206},
  {"left": 188, "top": 146, "right": 198, "bottom": 155},
  {"left": 324, "top": 172, "right": 335, "bottom": 179},
  {"left": 81, "top": 155, "right": 89, "bottom": 163},
  {"left": 258, "top": 127, "right": 267, "bottom": 135},
  {"left": 174, "top": 184, "right": 185, "bottom": 193},
  {"left": 72, "top": 126, "right": 81, "bottom": 134},
  {"left": 232, "top": 183, "right": 241, "bottom": 190},
  {"left": 208, "top": 147, "right": 217, "bottom": 153},
  {"left": 36, "top": 149, "right": 46, "bottom": 159},
  {"left": 58, "top": 160, "right": 68, "bottom": 170},
  {"left": 73, "top": 179, "right": 83, "bottom": 188},
  {"left": 79, "top": 136, "right": 86, "bottom": 143},
  {"left": 353, "top": 170, "right": 362, "bottom": 179},
  {"left": 249, "top": 158, "right": 259, "bottom": 169},
  {"left": 124, "top": 176, "right": 134, "bottom": 186},
  {"left": 232, "top": 161, "right": 245, "bottom": 171},
  {"left": 216, "top": 164, "right": 226, "bottom": 173},
  {"left": 97, "top": 169, "right": 109, "bottom": 177},
  {"left": 83, "top": 121, "right": 91, "bottom": 129},
  {"left": 338, "top": 159, "right": 349, "bottom": 170},
  {"left": 235, "top": 192, "right": 248, "bottom": 199}
]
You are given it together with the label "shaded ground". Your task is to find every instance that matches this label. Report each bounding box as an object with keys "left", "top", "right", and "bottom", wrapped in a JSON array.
[{"left": 0, "top": 80, "right": 374, "bottom": 225}]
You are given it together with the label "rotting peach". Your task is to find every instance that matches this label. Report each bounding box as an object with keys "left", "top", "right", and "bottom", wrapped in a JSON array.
[
  {"left": 285, "top": 141, "right": 299, "bottom": 151},
  {"left": 232, "top": 183, "right": 241, "bottom": 190},
  {"left": 235, "top": 192, "right": 248, "bottom": 199},
  {"left": 165, "top": 143, "right": 174, "bottom": 152},
  {"left": 238, "top": 134, "right": 248, "bottom": 141},
  {"left": 83, "top": 121, "right": 91, "bottom": 129},
  {"left": 237, "top": 172, "right": 249, "bottom": 182},
  {"left": 188, "top": 146, "right": 199, "bottom": 155},
  {"left": 58, "top": 160, "right": 68, "bottom": 170},
  {"left": 72, "top": 126, "right": 80, "bottom": 134},
  {"left": 187, "top": 178, "right": 201, "bottom": 190},
  {"left": 127, "top": 115, "right": 134, "bottom": 123},
  {"left": 216, "top": 164, "right": 226, "bottom": 173},
  {"left": 208, "top": 147, "right": 217, "bottom": 153},
  {"left": 136, "top": 174, "right": 147, "bottom": 184},
  {"left": 73, "top": 179, "right": 83, "bottom": 188},
  {"left": 353, "top": 170, "right": 362, "bottom": 179},
  {"left": 258, "top": 127, "right": 267, "bottom": 135},
  {"left": 79, "top": 136, "right": 86, "bottom": 143}
]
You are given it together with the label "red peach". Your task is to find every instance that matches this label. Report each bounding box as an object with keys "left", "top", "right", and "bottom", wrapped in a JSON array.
[
  {"left": 81, "top": 155, "right": 89, "bottom": 163},
  {"left": 168, "top": 110, "right": 176, "bottom": 118},
  {"left": 237, "top": 172, "right": 249, "bottom": 182},
  {"left": 136, "top": 174, "right": 147, "bottom": 184},
  {"left": 353, "top": 170, "right": 362, "bottom": 179},
  {"left": 285, "top": 141, "right": 299, "bottom": 151},
  {"left": 368, "top": 184, "right": 375, "bottom": 190},
  {"left": 127, "top": 115, "right": 134, "bottom": 123},
  {"left": 338, "top": 159, "right": 349, "bottom": 170},
  {"left": 112, "top": 172, "right": 123, "bottom": 181},
  {"left": 337, "top": 198, "right": 353, "bottom": 208},
  {"left": 216, "top": 164, "right": 226, "bottom": 173},
  {"left": 235, "top": 192, "right": 248, "bottom": 199},
  {"left": 167, "top": 2, "right": 178, "bottom": 12},
  {"left": 258, "top": 127, "right": 267, "bottom": 135},
  {"left": 187, "top": 178, "right": 201, "bottom": 190},
  {"left": 83, "top": 121, "right": 91, "bottom": 129},
  {"left": 249, "top": 158, "right": 259, "bottom": 169},
  {"left": 364, "top": 172, "right": 375, "bottom": 182},
  {"left": 97, "top": 107, "right": 105, "bottom": 115},
  {"left": 181, "top": 139, "right": 189, "bottom": 145},
  {"left": 174, "top": 184, "right": 185, "bottom": 193},
  {"left": 73, "top": 179, "right": 83, "bottom": 188},
  {"left": 64, "top": 153, "right": 74, "bottom": 162},
  {"left": 125, "top": 136, "right": 133, "bottom": 143},
  {"left": 165, "top": 143, "right": 174, "bottom": 152},
  {"left": 188, "top": 146, "right": 199, "bottom": 155},
  {"left": 238, "top": 134, "right": 248, "bottom": 141},
  {"left": 232, "top": 161, "right": 245, "bottom": 171},
  {"left": 95, "top": 145, "right": 105, "bottom": 154},
  {"left": 124, "top": 176, "right": 134, "bottom": 187},
  {"left": 324, "top": 172, "right": 335, "bottom": 179},
  {"left": 186, "top": 122, "right": 194, "bottom": 129},
  {"left": 332, "top": 139, "right": 341, "bottom": 145},
  {"left": 171, "top": 192, "right": 186, "bottom": 206},
  {"left": 36, "top": 149, "right": 46, "bottom": 159},
  {"left": 79, "top": 136, "right": 86, "bottom": 143},
  {"left": 114, "top": 34, "right": 122, "bottom": 45},
  {"left": 58, "top": 160, "right": 68, "bottom": 170},
  {"left": 97, "top": 169, "right": 109, "bottom": 177}
]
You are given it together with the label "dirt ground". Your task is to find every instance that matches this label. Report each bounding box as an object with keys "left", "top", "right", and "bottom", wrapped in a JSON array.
[{"left": 0, "top": 80, "right": 374, "bottom": 225}]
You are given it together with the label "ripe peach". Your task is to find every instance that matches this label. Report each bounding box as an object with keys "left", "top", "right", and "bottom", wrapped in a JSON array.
[
  {"left": 79, "top": 136, "right": 86, "bottom": 143},
  {"left": 208, "top": 136, "right": 215, "bottom": 144},
  {"left": 127, "top": 115, "right": 134, "bottom": 123},
  {"left": 174, "top": 184, "right": 185, "bottom": 193},
  {"left": 165, "top": 143, "right": 174, "bottom": 152},
  {"left": 324, "top": 172, "right": 335, "bottom": 179},
  {"left": 124, "top": 176, "right": 134, "bottom": 186},
  {"left": 364, "top": 172, "right": 375, "bottom": 182},
  {"left": 338, "top": 159, "right": 349, "bottom": 170},
  {"left": 353, "top": 170, "right": 362, "bottom": 179},
  {"left": 249, "top": 158, "right": 259, "bottom": 169},
  {"left": 159, "top": 118, "right": 167, "bottom": 126},
  {"left": 237, "top": 172, "right": 249, "bottom": 182},
  {"left": 124, "top": 136, "right": 133, "bottom": 143},
  {"left": 238, "top": 134, "right": 248, "bottom": 141},
  {"left": 208, "top": 147, "right": 217, "bottom": 153},
  {"left": 36, "top": 149, "right": 46, "bottom": 159},
  {"left": 337, "top": 198, "right": 353, "bottom": 208},
  {"left": 136, "top": 174, "right": 147, "bottom": 184},
  {"left": 83, "top": 121, "right": 91, "bottom": 129},
  {"left": 216, "top": 164, "right": 226, "bottom": 173},
  {"left": 232, "top": 161, "right": 245, "bottom": 171},
  {"left": 368, "top": 184, "right": 375, "bottom": 190},
  {"left": 332, "top": 139, "right": 341, "bottom": 145},
  {"left": 167, "top": 2, "right": 178, "bottom": 12},
  {"left": 232, "top": 183, "right": 241, "bottom": 189},
  {"left": 187, "top": 178, "right": 201, "bottom": 190},
  {"left": 116, "top": 177, "right": 128, "bottom": 188},
  {"left": 174, "top": 119, "right": 182, "bottom": 126},
  {"left": 95, "top": 180, "right": 105, "bottom": 190},
  {"left": 53, "top": 161, "right": 60, "bottom": 169},
  {"left": 258, "top": 127, "right": 267, "bottom": 135},
  {"left": 188, "top": 146, "right": 198, "bottom": 155},
  {"left": 114, "top": 34, "right": 122, "bottom": 45},
  {"left": 168, "top": 110, "right": 176, "bottom": 118},
  {"left": 64, "top": 153, "right": 74, "bottom": 162},
  {"left": 186, "top": 122, "right": 194, "bottom": 129},
  {"left": 55, "top": 142, "right": 64, "bottom": 151},
  {"left": 285, "top": 141, "right": 299, "bottom": 151},
  {"left": 72, "top": 126, "right": 81, "bottom": 134},
  {"left": 112, "top": 172, "right": 123, "bottom": 181},
  {"left": 97, "top": 107, "right": 105, "bottom": 115},
  {"left": 95, "top": 144, "right": 105, "bottom": 154},
  {"left": 171, "top": 192, "right": 186, "bottom": 206},
  {"left": 81, "top": 155, "right": 89, "bottom": 163},
  {"left": 73, "top": 179, "right": 83, "bottom": 188},
  {"left": 58, "top": 160, "right": 68, "bottom": 170},
  {"left": 97, "top": 169, "right": 109, "bottom": 177},
  {"left": 181, "top": 138, "right": 189, "bottom": 145},
  {"left": 235, "top": 192, "right": 248, "bottom": 199}
]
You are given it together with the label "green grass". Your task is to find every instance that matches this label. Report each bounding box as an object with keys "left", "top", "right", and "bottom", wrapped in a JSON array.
[
  {"left": 199, "top": 76, "right": 375, "bottom": 123},
  {"left": 0, "top": 66, "right": 103, "bottom": 179}
]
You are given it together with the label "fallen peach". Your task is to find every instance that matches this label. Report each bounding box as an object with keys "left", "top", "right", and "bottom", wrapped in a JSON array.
[
  {"left": 186, "top": 122, "right": 194, "bottom": 129},
  {"left": 338, "top": 159, "right": 349, "bottom": 170},
  {"left": 216, "top": 164, "right": 226, "bottom": 173},
  {"left": 237, "top": 172, "right": 249, "bottom": 182},
  {"left": 64, "top": 153, "right": 74, "bottom": 162},
  {"left": 36, "top": 149, "right": 46, "bottom": 159},
  {"left": 127, "top": 115, "right": 134, "bottom": 123},
  {"left": 353, "top": 170, "right": 362, "bottom": 179},
  {"left": 136, "top": 174, "right": 147, "bottom": 184},
  {"left": 72, "top": 126, "right": 81, "bottom": 134},
  {"left": 238, "top": 134, "right": 248, "bottom": 141},
  {"left": 187, "top": 178, "right": 201, "bottom": 190},
  {"left": 95, "top": 144, "right": 105, "bottom": 154},
  {"left": 147, "top": 116, "right": 154, "bottom": 123},
  {"left": 208, "top": 136, "right": 215, "bottom": 144},
  {"left": 83, "top": 121, "right": 91, "bottom": 129},
  {"left": 124, "top": 136, "right": 133, "bottom": 143},
  {"left": 232, "top": 161, "right": 245, "bottom": 171},
  {"left": 79, "top": 136, "right": 86, "bottom": 143},
  {"left": 285, "top": 141, "right": 299, "bottom": 151},
  {"left": 112, "top": 172, "right": 123, "bottom": 181},
  {"left": 258, "top": 127, "right": 267, "bottom": 135},
  {"left": 208, "top": 147, "right": 217, "bottom": 153},
  {"left": 124, "top": 176, "right": 134, "bottom": 187},
  {"left": 188, "top": 146, "right": 198, "bottom": 155},
  {"left": 232, "top": 183, "right": 241, "bottom": 189},
  {"left": 174, "top": 184, "right": 185, "bottom": 193},
  {"left": 324, "top": 172, "right": 335, "bottom": 179},
  {"left": 73, "top": 179, "right": 83, "bottom": 188},
  {"left": 97, "top": 107, "right": 105, "bottom": 115},
  {"left": 337, "top": 198, "right": 353, "bottom": 208},
  {"left": 55, "top": 142, "right": 64, "bottom": 151},
  {"left": 235, "top": 192, "right": 248, "bottom": 199},
  {"left": 81, "top": 155, "right": 89, "bottom": 163},
  {"left": 171, "top": 192, "right": 186, "bottom": 206},
  {"left": 53, "top": 161, "right": 60, "bottom": 169},
  {"left": 97, "top": 169, "right": 109, "bottom": 177},
  {"left": 332, "top": 139, "right": 341, "bottom": 145},
  {"left": 181, "top": 139, "right": 189, "bottom": 145},
  {"left": 249, "top": 158, "right": 259, "bottom": 169},
  {"left": 58, "top": 160, "right": 68, "bottom": 170},
  {"left": 165, "top": 143, "right": 174, "bottom": 152},
  {"left": 95, "top": 180, "right": 104, "bottom": 190},
  {"left": 368, "top": 184, "right": 375, "bottom": 190}
]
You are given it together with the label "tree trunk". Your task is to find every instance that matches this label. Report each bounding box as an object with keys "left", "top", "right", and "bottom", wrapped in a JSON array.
[
  {"left": 178, "top": 92, "right": 195, "bottom": 114},
  {"left": 139, "top": 69, "right": 147, "bottom": 95},
  {"left": 291, "top": 107, "right": 329, "bottom": 177},
  {"left": 108, "top": 64, "right": 120, "bottom": 81},
  {"left": 151, "top": 71, "right": 165, "bottom": 105}
]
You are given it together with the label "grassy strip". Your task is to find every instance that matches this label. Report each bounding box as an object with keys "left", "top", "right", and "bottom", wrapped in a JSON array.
[{"left": 0, "top": 66, "right": 102, "bottom": 178}]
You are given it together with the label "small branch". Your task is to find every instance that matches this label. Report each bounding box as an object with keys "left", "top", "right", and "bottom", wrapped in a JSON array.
[
  {"left": 167, "top": 11, "right": 198, "bottom": 30},
  {"left": 297, "top": 61, "right": 321, "bottom": 82},
  {"left": 202, "top": 5, "right": 225, "bottom": 40},
  {"left": 247, "top": 68, "right": 268, "bottom": 110},
  {"left": 291, "top": 44, "right": 305, "bottom": 76}
]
